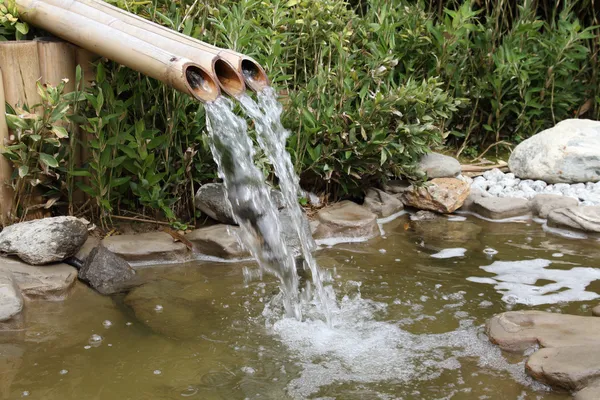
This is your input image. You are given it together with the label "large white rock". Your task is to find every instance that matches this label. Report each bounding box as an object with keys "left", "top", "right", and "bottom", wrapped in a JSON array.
[
  {"left": 509, "top": 119, "right": 600, "bottom": 183},
  {"left": 0, "top": 273, "right": 22, "bottom": 321}
]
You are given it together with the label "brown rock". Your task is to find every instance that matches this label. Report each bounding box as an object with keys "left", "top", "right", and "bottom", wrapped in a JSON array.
[
  {"left": 401, "top": 178, "right": 470, "bottom": 214},
  {"left": 486, "top": 311, "right": 600, "bottom": 353},
  {"left": 531, "top": 194, "right": 579, "bottom": 219},
  {"left": 102, "top": 231, "right": 189, "bottom": 264},
  {"left": 574, "top": 380, "right": 600, "bottom": 400},
  {"left": 313, "top": 201, "right": 379, "bottom": 241},
  {"left": 592, "top": 304, "right": 600, "bottom": 317}
]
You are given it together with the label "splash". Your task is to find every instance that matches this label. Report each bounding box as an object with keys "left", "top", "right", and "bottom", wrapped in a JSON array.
[
  {"left": 239, "top": 87, "right": 334, "bottom": 323},
  {"left": 204, "top": 97, "right": 301, "bottom": 319}
]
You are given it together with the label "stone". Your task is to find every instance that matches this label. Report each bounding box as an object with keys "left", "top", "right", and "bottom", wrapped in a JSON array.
[
  {"left": 278, "top": 207, "right": 316, "bottom": 257},
  {"left": 547, "top": 206, "right": 600, "bottom": 233},
  {"left": 185, "top": 225, "right": 249, "bottom": 259},
  {"left": 0, "top": 256, "right": 77, "bottom": 300},
  {"left": 0, "top": 216, "right": 88, "bottom": 265},
  {"left": 75, "top": 236, "right": 100, "bottom": 262},
  {"left": 460, "top": 187, "right": 490, "bottom": 211},
  {"left": 401, "top": 178, "right": 470, "bottom": 214},
  {"left": 124, "top": 279, "right": 219, "bottom": 340},
  {"left": 0, "top": 273, "right": 22, "bottom": 321},
  {"left": 78, "top": 246, "right": 138, "bottom": 295},
  {"left": 509, "top": 119, "right": 600, "bottom": 183},
  {"left": 102, "top": 231, "right": 189, "bottom": 264},
  {"left": 363, "top": 188, "right": 404, "bottom": 218},
  {"left": 574, "top": 380, "right": 600, "bottom": 400},
  {"left": 486, "top": 311, "right": 600, "bottom": 353},
  {"left": 410, "top": 210, "right": 441, "bottom": 221},
  {"left": 313, "top": 201, "right": 379, "bottom": 241},
  {"left": 527, "top": 346, "right": 600, "bottom": 391},
  {"left": 471, "top": 197, "right": 530, "bottom": 219},
  {"left": 416, "top": 152, "right": 461, "bottom": 179},
  {"left": 382, "top": 179, "right": 411, "bottom": 195},
  {"left": 593, "top": 304, "right": 600, "bottom": 317},
  {"left": 530, "top": 194, "right": 579, "bottom": 218},
  {"left": 195, "top": 183, "right": 285, "bottom": 224}
]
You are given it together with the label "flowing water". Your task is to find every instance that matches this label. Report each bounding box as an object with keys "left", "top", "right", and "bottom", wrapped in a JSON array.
[{"left": 2, "top": 215, "right": 600, "bottom": 399}]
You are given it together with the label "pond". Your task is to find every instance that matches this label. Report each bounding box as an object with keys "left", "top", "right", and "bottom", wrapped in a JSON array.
[{"left": 3, "top": 213, "right": 599, "bottom": 399}]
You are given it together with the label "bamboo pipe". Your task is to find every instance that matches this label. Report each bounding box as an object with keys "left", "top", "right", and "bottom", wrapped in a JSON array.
[
  {"left": 15, "top": 0, "right": 220, "bottom": 102},
  {"left": 75, "top": 0, "right": 269, "bottom": 92},
  {"left": 0, "top": 69, "right": 14, "bottom": 226},
  {"left": 39, "top": 0, "right": 245, "bottom": 98}
]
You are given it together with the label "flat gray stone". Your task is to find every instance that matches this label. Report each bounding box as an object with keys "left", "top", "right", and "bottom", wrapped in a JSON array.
[
  {"left": 0, "top": 257, "right": 77, "bottom": 300},
  {"left": 313, "top": 201, "right": 379, "bottom": 241},
  {"left": 459, "top": 187, "right": 490, "bottom": 211},
  {"left": 382, "top": 180, "right": 411, "bottom": 195},
  {"left": 0, "top": 216, "right": 88, "bottom": 265},
  {"left": 509, "top": 119, "right": 600, "bottom": 183},
  {"left": 0, "top": 273, "right": 22, "bottom": 321},
  {"left": 417, "top": 152, "right": 461, "bottom": 179},
  {"left": 527, "top": 346, "right": 600, "bottom": 391},
  {"left": 363, "top": 188, "right": 404, "bottom": 218},
  {"left": 472, "top": 197, "right": 530, "bottom": 219},
  {"left": 279, "top": 207, "right": 316, "bottom": 257},
  {"left": 102, "top": 232, "right": 189, "bottom": 264},
  {"left": 547, "top": 206, "right": 600, "bottom": 233},
  {"left": 185, "top": 225, "right": 249, "bottom": 259},
  {"left": 486, "top": 311, "right": 600, "bottom": 353},
  {"left": 195, "top": 183, "right": 285, "bottom": 225},
  {"left": 75, "top": 236, "right": 100, "bottom": 262},
  {"left": 79, "top": 246, "right": 138, "bottom": 295},
  {"left": 531, "top": 194, "right": 579, "bottom": 218}
]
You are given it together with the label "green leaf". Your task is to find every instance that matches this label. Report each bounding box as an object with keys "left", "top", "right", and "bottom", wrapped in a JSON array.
[
  {"left": 18, "top": 165, "right": 29, "bottom": 178},
  {"left": 15, "top": 22, "right": 28, "bottom": 35},
  {"left": 110, "top": 176, "right": 131, "bottom": 188},
  {"left": 39, "top": 153, "right": 59, "bottom": 168},
  {"left": 51, "top": 126, "right": 69, "bottom": 138}
]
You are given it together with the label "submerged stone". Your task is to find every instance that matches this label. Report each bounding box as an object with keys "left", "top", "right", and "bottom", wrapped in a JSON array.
[
  {"left": 0, "top": 272, "right": 23, "bottom": 321},
  {"left": 312, "top": 201, "right": 379, "bottom": 241},
  {"left": 547, "top": 206, "right": 600, "bottom": 233},
  {"left": 417, "top": 152, "right": 461, "bottom": 179},
  {"left": 530, "top": 194, "right": 579, "bottom": 218},
  {"left": 401, "top": 178, "right": 470, "bottom": 214},
  {"left": 363, "top": 188, "right": 404, "bottom": 218},
  {"left": 278, "top": 207, "right": 316, "bottom": 257},
  {"left": 78, "top": 246, "right": 138, "bottom": 295},
  {"left": 0, "top": 216, "right": 88, "bottom": 265}
]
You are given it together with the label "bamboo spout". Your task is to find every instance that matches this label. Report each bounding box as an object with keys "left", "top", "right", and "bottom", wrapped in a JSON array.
[
  {"left": 38, "top": 0, "right": 245, "bottom": 98},
  {"left": 73, "top": 0, "right": 269, "bottom": 93},
  {"left": 15, "top": 0, "right": 220, "bottom": 102}
]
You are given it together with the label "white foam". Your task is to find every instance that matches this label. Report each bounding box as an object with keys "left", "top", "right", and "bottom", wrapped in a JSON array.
[
  {"left": 456, "top": 210, "right": 531, "bottom": 223},
  {"left": 431, "top": 248, "right": 467, "bottom": 259},
  {"left": 315, "top": 235, "right": 374, "bottom": 247},
  {"left": 447, "top": 215, "right": 467, "bottom": 222},
  {"left": 266, "top": 294, "right": 544, "bottom": 399},
  {"left": 466, "top": 258, "right": 600, "bottom": 305},
  {"left": 376, "top": 210, "right": 408, "bottom": 225}
]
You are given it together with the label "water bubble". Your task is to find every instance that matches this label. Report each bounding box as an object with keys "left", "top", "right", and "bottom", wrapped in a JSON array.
[
  {"left": 108, "top": 344, "right": 113, "bottom": 347},
  {"left": 483, "top": 248, "right": 498, "bottom": 256},
  {"left": 154, "top": 304, "right": 163, "bottom": 312},
  {"left": 241, "top": 366, "right": 256, "bottom": 375},
  {"left": 59, "top": 369, "right": 68, "bottom": 375},
  {"left": 153, "top": 370, "right": 162, "bottom": 375},
  {"left": 102, "top": 320, "right": 112, "bottom": 328},
  {"left": 126, "top": 322, "right": 132, "bottom": 326},
  {"left": 180, "top": 386, "right": 198, "bottom": 397},
  {"left": 89, "top": 334, "right": 103, "bottom": 344},
  {"left": 84, "top": 345, "right": 91, "bottom": 350},
  {"left": 552, "top": 253, "right": 564, "bottom": 258},
  {"left": 378, "top": 249, "right": 387, "bottom": 254},
  {"left": 22, "top": 391, "right": 30, "bottom": 397},
  {"left": 395, "top": 259, "right": 401, "bottom": 262}
]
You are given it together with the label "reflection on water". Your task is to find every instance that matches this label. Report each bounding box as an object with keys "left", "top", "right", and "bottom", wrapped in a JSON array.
[{"left": 3, "top": 213, "right": 599, "bottom": 399}]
